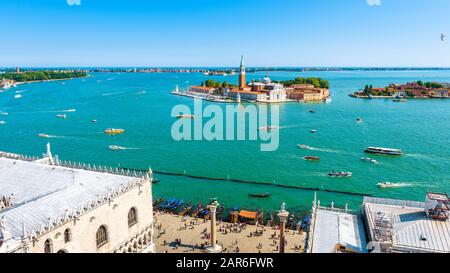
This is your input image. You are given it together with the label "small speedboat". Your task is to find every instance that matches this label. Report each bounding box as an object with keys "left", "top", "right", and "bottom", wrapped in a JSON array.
[
  {"left": 377, "top": 182, "right": 402, "bottom": 188},
  {"left": 259, "top": 126, "right": 278, "bottom": 131},
  {"left": 356, "top": 117, "right": 363, "bottom": 122},
  {"left": 104, "top": 128, "right": 125, "bottom": 135},
  {"left": 0, "top": 121, "right": 6, "bottom": 125},
  {"left": 310, "top": 129, "right": 317, "bottom": 133},
  {"left": 56, "top": 114, "right": 67, "bottom": 119},
  {"left": 38, "top": 133, "right": 50, "bottom": 138},
  {"left": 176, "top": 114, "right": 195, "bottom": 119},
  {"left": 304, "top": 156, "right": 320, "bottom": 161},
  {"left": 393, "top": 99, "right": 407, "bottom": 103},
  {"left": 248, "top": 193, "right": 272, "bottom": 198},
  {"left": 108, "top": 145, "right": 126, "bottom": 150},
  {"left": 328, "top": 171, "right": 352, "bottom": 178},
  {"left": 1, "top": 112, "right": 8, "bottom": 116},
  {"left": 91, "top": 119, "right": 97, "bottom": 123},
  {"left": 309, "top": 110, "right": 316, "bottom": 113},
  {"left": 361, "top": 157, "right": 378, "bottom": 164},
  {"left": 298, "top": 144, "right": 312, "bottom": 150},
  {"left": 14, "top": 94, "right": 22, "bottom": 99}
]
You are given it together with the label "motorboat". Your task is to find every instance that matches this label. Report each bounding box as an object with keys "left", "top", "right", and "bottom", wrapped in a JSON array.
[
  {"left": 258, "top": 126, "right": 278, "bottom": 131},
  {"left": 91, "top": 119, "right": 97, "bottom": 123},
  {"left": 309, "top": 110, "right": 316, "bottom": 113},
  {"left": 0, "top": 121, "right": 6, "bottom": 125},
  {"left": 328, "top": 171, "right": 352, "bottom": 178},
  {"left": 104, "top": 128, "right": 125, "bottom": 135},
  {"left": 365, "top": 147, "right": 403, "bottom": 156},
  {"left": 310, "top": 129, "right": 317, "bottom": 133},
  {"left": 361, "top": 157, "right": 378, "bottom": 164},
  {"left": 176, "top": 114, "right": 195, "bottom": 119},
  {"left": 393, "top": 98, "right": 407, "bottom": 103},
  {"left": 304, "top": 156, "right": 320, "bottom": 161},
  {"left": 377, "top": 182, "right": 404, "bottom": 188},
  {"left": 356, "top": 117, "right": 363, "bottom": 122},
  {"left": 108, "top": 145, "right": 126, "bottom": 150},
  {"left": 1, "top": 112, "right": 8, "bottom": 116},
  {"left": 56, "top": 114, "right": 67, "bottom": 119},
  {"left": 298, "top": 144, "right": 312, "bottom": 150},
  {"left": 14, "top": 94, "right": 22, "bottom": 99},
  {"left": 37, "top": 133, "right": 50, "bottom": 138}
]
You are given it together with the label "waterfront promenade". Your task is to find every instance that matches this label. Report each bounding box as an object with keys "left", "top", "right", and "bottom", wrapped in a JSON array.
[{"left": 154, "top": 212, "right": 306, "bottom": 253}]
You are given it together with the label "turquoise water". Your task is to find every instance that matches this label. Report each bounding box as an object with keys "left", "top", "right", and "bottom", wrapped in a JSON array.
[{"left": 1, "top": 70, "right": 449, "bottom": 213}]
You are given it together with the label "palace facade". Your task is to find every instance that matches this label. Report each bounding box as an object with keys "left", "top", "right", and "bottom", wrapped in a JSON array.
[{"left": 0, "top": 144, "right": 155, "bottom": 253}]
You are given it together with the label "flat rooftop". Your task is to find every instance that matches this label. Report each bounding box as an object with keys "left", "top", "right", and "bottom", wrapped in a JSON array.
[
  {"left": 364, "top": 197, "right": 450, "bottom": 253},
  {"left": 0, "top": 156, "right": 142, "bottom": 239},
  {"left": 311, "top": 208, "right": 367, "bottom": 253}
]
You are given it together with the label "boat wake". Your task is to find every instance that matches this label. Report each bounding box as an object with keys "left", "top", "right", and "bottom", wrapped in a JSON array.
[
  {"left": 308, "top": 146, "right": 340, "bottom": 154},
  {"left": 108, "top": 145, "right": 139, "bottom": 151},
  {"left": 102, "top": 91, "right": 126, "bottom": 97}
]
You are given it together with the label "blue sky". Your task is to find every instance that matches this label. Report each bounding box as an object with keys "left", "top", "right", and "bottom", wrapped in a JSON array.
[{"left": 1, "top": 0, "right": 450, "bottom": 67}]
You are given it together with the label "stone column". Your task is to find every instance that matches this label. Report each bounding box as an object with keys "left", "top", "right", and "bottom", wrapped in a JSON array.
[
  {"left": 277, "top": 203, "right": 289, "bottom": 254},
  {"left": 207, "top": 200, "right": 222, "bottom": 253}
]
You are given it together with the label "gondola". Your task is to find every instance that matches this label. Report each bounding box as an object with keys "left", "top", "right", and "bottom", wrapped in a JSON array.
[{"left": 248, "top": 193, "right": 272, "bottom": 198}]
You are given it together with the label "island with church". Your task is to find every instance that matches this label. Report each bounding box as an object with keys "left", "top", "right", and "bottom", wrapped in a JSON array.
[{"left": 171, "top": 56, "right": 330, "bottom": 103}]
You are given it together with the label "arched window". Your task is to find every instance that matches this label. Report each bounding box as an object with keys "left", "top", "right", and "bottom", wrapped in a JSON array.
[
  {"left": 64, "top": 228, "right": 72, "bottom": 243},
  {"left": 128, "top": 207, "right": 138, "bottom": 227},
  {"left": 96, "top": 225, "right": 108, "bottom": 248},
  {"left": 44, "top": 239, "right": 53, "bottom": 253}
]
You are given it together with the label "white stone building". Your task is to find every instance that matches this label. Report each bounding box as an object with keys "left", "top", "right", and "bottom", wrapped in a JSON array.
[{"left": 0, "top": 144, "right": 155, "bottom": 253}]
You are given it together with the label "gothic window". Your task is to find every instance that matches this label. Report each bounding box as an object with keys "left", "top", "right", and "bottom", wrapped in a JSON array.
[
  {"left": 44, "top": 239, "right": 53, "bottom": 253},
  {"left": 64, "top": 228, "right": 72, "bottom": 243},
  {"left": 96, "top": 225, "right": 108, "bottom": 248},
  {"left": 128, "top": 207, "right": 138, "bottom": 227}
]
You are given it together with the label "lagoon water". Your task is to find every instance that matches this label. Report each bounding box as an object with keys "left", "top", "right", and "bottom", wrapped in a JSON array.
[{"left": 1, "top": 70, "right": 449, "bottom": 213}]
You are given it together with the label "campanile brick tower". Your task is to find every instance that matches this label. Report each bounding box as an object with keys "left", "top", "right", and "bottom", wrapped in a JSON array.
[{"left": 239, "top": 55, "right": 246, "bottom": 90}]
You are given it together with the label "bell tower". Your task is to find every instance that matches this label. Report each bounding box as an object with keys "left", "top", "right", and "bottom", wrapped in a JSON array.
[{"left": 239, "top": 55, "right": 246, "bottom": 90}]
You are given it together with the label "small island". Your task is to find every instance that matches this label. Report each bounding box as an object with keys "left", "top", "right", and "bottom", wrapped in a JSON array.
[
  {"left": 0, "top": 70, "right": 88, "bottom": 89},
  {"left": 350, "top": 81, "right": 449, "bottom": 99},
  {"left": 172, "top": 56, "right": 330, "bottom": 103}
]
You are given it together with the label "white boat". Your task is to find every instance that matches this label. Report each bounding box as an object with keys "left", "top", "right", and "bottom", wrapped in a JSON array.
[
  {"left": 298, "top": 144, "right": 312, "bottom": 150},
  {"left": 176, "top": 114, "right": 195, "bottom": 119},
  {"left": 258, "top": 126, "right": 278, "bottom": 131},
  {"left": 1, "top": 112, "right": 8, "bottom": 116},
  {"left": 108, "top": 145, "right": 127, "bottom": 150},
  {"left": 328, "top": 171, "right": 352, "bottom": 178},
  {"left": 56, "top": 114, "right": 67, "bottom": 119},
  {"left": 38, "top": 133, "right": 50, "bottom": 138},
  {"left": 361, "top": 157, "right": 378, "bottom": 164},
  {"left": 0, "top": 121, "right": 6, "bottom": 125},
  {"left": 14, "top": 94, "right": 22, "bottom": 99},
  {"left": 377, "top": 182, "right": 406, "bottom": 188},
  {"left": 310, "top": 129, "right": 317, "bottom": 133},
  {"left": 365, "top": 147, "right": 403, "bottom": 156},
  {"left": 356, "top": 117, "right": 363, "bottom": 122}
]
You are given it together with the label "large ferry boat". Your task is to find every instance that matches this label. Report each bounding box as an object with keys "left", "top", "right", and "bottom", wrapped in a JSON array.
[{"left": 364, "top": 147, "right": 403, "bottom": 156}]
